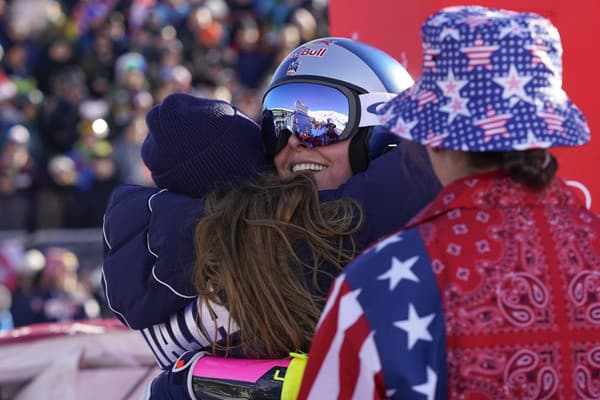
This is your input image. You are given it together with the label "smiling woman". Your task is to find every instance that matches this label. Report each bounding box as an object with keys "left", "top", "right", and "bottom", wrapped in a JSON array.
[
  {"left": 275, "top": 135, "right": 352, "bottom": 190},
  {"left": 262, "top": 37, "right": 414, "bottom": 176}
]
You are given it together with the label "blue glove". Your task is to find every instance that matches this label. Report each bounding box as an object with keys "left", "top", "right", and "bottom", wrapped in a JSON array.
[{"left": 144, "top": 351, "right": 206, "bottom": 400}]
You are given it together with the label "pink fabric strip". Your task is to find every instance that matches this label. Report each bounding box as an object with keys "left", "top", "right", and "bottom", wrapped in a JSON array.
[{"left": 192, "top": 357, "right": 290, "bottom": 382}]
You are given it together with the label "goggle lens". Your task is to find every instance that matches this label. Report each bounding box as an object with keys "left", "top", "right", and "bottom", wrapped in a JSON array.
[{"left": 262, "top": 83, "right": 351, "bottom": 148}]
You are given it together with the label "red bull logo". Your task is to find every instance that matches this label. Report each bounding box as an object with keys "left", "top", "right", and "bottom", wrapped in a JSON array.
[{"left": 285, "top": 46, "right": 328, "bottom": 61}]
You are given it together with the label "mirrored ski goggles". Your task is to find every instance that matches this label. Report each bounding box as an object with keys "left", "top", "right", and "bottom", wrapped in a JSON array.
[{"left": 262, "top": 81, "right": 397, "bottom": 148}]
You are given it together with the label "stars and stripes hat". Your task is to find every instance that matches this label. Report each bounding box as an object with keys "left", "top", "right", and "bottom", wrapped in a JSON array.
[{"left": 377, "top": 5, "right": 590, "bottom": 151}]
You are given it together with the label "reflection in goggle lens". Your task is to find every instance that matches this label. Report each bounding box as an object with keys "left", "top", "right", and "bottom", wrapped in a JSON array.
[{"left": 263, "top": 83, "right": 351, "bottom": 148}]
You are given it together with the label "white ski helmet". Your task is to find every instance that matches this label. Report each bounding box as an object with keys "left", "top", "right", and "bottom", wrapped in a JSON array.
[{"left": 262, "top": 37, "right": 414, "bottom": 172}]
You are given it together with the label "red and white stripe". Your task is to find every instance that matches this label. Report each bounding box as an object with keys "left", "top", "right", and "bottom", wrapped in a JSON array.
[
  {"left": 461, "top": 35, "right": 498, "bottom": 70},
  {"left": 423, "top": 130, "right": 449, "bottom": 148},
  {"left": 474, "top": 105, "right": 511, "bottom": 142},
  {"left": 417, "top": 90, "right": 438, "bottom": 110},
  {"left": 298, "top": 278, "right": 384, "bottom": 399},
  {"left": 539, "top": 104, "right": 565, "bottom": 134},
  {"left": 423, "top": 43, "right": 441, "bottom": 70}
]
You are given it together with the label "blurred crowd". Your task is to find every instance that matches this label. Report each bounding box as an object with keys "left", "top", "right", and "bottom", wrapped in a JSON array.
[
  {"left": 0, "top": 0, "right": 330, "bottom": 232},
  {"left": 0, "top": 0, "right": 329, "bottom": 330},
  {"left": 0, "top": 241, "right": 105, "bottom": 330}
]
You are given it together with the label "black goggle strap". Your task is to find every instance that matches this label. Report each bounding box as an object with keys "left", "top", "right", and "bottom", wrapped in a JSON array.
[
  {"left": 275, "top": 131, "right": 291, "bottom": 154},
  {"left": 261, "top": 109, "right": 278, "bottom": 160}
]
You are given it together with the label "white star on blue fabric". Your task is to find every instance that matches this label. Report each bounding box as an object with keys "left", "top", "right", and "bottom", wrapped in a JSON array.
[
  {"left": 412, "top": 366, "right": 438, "bottom": 400},
  {"left": 393, "top": 303, "right": 435, "bottom": 350},
  {"left": 373, "top": 233, "right": 403, "bottom": 253},
  {"left": 436, "top": 69, "right": 469, "bottom": 98},
  {"left": 391, "top": 116, "right": 417, "bottom": 140},
  {"left": 439, "top": 27, "right": 460, "bottom": 41},
  {"left": 493, "top": 64, "right": 533, "bottom": 103},
  {"left": 498, "top": 20, "right": 528, "bottom": 39},
  {"left": 512, "top": 129, "right": 553, "bottom": 150},
  {"left": 377, "top": 256, "right": 419, "bottom": 290},
  {"left": 439, "top": 95, "right": 471, "bottom": 124}
]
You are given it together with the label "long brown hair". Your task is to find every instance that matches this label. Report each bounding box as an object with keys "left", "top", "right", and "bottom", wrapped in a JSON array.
[{"left": 192, "top": 172, "right": 363, "bottom": 358}]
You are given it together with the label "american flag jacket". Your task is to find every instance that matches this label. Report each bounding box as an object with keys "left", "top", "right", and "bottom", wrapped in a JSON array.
[{"left": 299, "top": 171, "right": 600, "bottom": 399}]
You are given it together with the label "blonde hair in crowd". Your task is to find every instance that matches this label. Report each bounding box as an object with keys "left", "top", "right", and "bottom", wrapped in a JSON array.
[{"left": 192, "top": 172, "right": 363, "bottom": 358}]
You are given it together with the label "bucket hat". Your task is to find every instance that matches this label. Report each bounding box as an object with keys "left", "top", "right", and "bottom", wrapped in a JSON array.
[{"left": 378, "top": 6, "right": 590, "bottom": 151}]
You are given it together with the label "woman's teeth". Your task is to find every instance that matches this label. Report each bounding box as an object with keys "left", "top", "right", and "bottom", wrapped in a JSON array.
[{"left": 292, "top": 163, "right": 328, "bottom": 172}]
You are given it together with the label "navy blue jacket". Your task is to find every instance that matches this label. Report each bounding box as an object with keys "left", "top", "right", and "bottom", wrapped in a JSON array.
[{"left": 102, "top": 143, "right": 440, "bottom": 330}]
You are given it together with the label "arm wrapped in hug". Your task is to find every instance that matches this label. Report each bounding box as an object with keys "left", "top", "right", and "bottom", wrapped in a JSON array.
[
  {"left": 102, "top": 185, "right": 203, "bottom": 329},
  {"left": 146, "top": 351, "right": 307, "bottom": 400}
]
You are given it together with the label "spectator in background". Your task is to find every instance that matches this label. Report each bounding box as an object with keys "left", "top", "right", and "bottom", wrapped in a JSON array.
[
  {"left": 80, "top": 29, "right": 117, "bottom": 99},
  {"left": 67, "top": 140, "right": 120, "bottom": 228},
  {"left": 0, "top": 239, "right": 21, "bottom": 293},
  {"left": 34, "top": 37, "right": 76, "bottom": 94},
  {"left": 0, "top": 168, "right": 29, "bottom": 230},
  {"left": 0, "top": 283, "right": 13, "bottom": 330},
  {"left": 111, "top": 92, "right": 154, "bottom": 186},
  {"left": 36, "top": 154, "right": 78, "bottom": 228},
  {"left": 3, "top": 41, "right": 34, "bottom": 80},
  {"left": 0, "top": 124, "right": 39, "bottom": 230},
  {"left": 111, "top": 51, "right": 150, "bottom": 130},
  {"left": 231, "top": 14, "right": 270, "bottom": 90},
  {"left": 38, "top": 68, "right": 87, "bottom": 156},
  {"left": 10, "top": 247, "right": 44, "bottom": 296},
  {"left": 9, "top": 91, "right": 45, "bottom": 159},
  {"left": 10, "top": 247, "right": 99, "bottom": 327}
]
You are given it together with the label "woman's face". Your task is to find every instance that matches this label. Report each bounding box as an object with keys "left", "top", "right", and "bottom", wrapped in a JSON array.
[{"left": 274, "top": 135, "right": 353, "bottom": 190}]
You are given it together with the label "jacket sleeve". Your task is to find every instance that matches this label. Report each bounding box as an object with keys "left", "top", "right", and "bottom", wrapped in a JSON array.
[
  {"left": 319, "top": 141, "right": 441, "bottom": 249},
  {"left": 297, "top": 275, "right": 387, "bottom": 399},
  {"left": 101, "top": 185, "right": 204, "bottom": 329}
]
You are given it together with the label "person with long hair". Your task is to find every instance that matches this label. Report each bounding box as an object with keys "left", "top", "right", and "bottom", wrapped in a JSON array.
[
  {"left": 299, "top": 7, "right": 599, "bottom": 399},
  {"left": 193, "top": 171, "right": 362, "bottom": 358}
]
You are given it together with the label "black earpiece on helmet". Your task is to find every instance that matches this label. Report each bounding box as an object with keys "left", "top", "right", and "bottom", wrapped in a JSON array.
[
  {"left": 349, "top": 126, "right": 403, "bottom": 174},
  {"left": 261, "top": 109, "right": 292, "bottom": 162}
]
